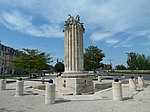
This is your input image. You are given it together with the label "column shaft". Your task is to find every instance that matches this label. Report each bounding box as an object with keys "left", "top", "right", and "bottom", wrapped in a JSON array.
[
  {"left": 72, "top": 24, "right": 75, "bottom": 71},
  {"left": 77, "top": 26, "right": 80, "bottom": 71},
  {"left": 69, "top": 25, "right": 72, "bottom": 71},
  {"left": 80, "top": 28, "right": 84, "bottom": 71},
  {"left": 74, "top": 25, "right": 78, "bottom": 71},
  {"left": 64, "top": 29, "right": 67, "bottom": 71}
]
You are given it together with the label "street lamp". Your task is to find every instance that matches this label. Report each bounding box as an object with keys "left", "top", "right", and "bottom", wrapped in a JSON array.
[{"left": 107, "top": 59, "right": 113, "bottom": 70}]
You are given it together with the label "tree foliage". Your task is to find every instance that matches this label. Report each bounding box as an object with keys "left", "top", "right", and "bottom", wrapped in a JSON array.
[
  {"left": 13, "top": 48, "right": 52, "bottom": 77},
  {"left": 84, "top": 45, "right": 105, "bottom": 71},
  {"left": 102, "top": 64, "right": 112, "bottom": 70},
  {"left": 54, "top": 62, "right": 64, "bottom": 73},
  {"left": 127, "top": 52, "right": 150, "bottom": 70},
  {"left": 115, "top": 65, "right": 126, "bottom": 70}
]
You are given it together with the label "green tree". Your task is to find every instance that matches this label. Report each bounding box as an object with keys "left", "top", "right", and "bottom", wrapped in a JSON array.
[
  {"left": 103, "top": 64, "right": 111, "bottom": 70},
  {"left": 13, "top": 48, "right": 52, "bottom": 77},
  {"left": 0, "top": 44, "right": 1, "bottom": 75},
  {"left": 146, "top": 56, "right": 150, "bottom": 69},
  {"left": 48, "top": 65, "right": 54, "bottom": 73},
  {"left": 127, "top": 52, "right": 137, "bottom": 70},
  {"left": 84, "top": 45, "right": 105, "bottom": 71},
  {"left": 127, "top": 52, "right": 150, "bottom": 70},
  {"left": 115, "top": 65, "right": 126, "bottom": 70},
  {"left": 136, "top": 54, "right": 145, "bottom": 70},
  {"left": 54, "top": 62, "right": 64, "bottom": 74}
]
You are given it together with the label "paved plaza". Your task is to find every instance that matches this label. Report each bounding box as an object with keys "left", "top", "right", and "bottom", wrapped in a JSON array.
[{"left": 0, "top": 78, "right": 150, "bottom": 112}]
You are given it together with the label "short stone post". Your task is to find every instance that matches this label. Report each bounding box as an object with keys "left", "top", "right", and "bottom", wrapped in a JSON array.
[
  {"left": 15, "top": 78, "right": 24, "bottom": 96},
  {"left": 129, "top": 76, "right": 137, "bottom": 92},
  {"left": 112, "top": 78, "right": 122, "bottom": 101},
  {"left": 121, "top": 74, "right": 125, "bottom": 79},
  {"left": 45, "top": 79, "right": 55, "bottom": 104},
  {"left": 41, "top": 77, "right": 45, "bottom": 84},
  {"left": 98, "top": 75, "right": 102, "bottom": 82},
  {"left": 0, "top": 79, "right": 6, "bottom": 90},
  {"left": 138, "top": 75, "right": 144, "bottom": 88}
]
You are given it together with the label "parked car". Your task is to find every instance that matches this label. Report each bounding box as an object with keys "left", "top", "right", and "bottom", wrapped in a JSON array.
[{"left": 32, "top": 72, "right": 40, "bottom": 78}]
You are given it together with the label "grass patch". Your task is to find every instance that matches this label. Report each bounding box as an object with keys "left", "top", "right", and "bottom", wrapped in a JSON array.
[
  {"left": 0, "top": 74, "right": 29, "bottom": 79},
  {"left": 113, "top": 72, "right": 150, "bottom": 75}
]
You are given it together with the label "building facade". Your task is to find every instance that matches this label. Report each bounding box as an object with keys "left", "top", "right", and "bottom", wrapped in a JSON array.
[{"left": 0, "top": 43, "right": 19, "bottom": 74}]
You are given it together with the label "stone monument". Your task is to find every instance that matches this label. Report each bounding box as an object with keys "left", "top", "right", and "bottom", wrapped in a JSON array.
[{"left": 57, "top": 15, "right": 94, "bottom": 95}]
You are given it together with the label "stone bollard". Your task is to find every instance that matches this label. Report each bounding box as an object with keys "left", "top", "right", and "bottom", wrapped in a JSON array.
[
  {"left": 15, "top": 78, "right": 24, "bottom": 96},
  {"left": 98, "top": 75, "right": 102, "bottom": 82},
  {"left": 138, "top": 75, "right": 144, "bottom": 88},
  {"left": 41, "top": 77, "right": 45, "bottom": 84},
  {"left": 45, "top": 79, "right": 55, "bottom": 104},
  {"left": 121, "top": 74, "right": 125, "bottom": 79},
  {"left": 0, "top": 79, "right": 6, "bottom": 90},
  {"left": 129, "top": 76, "right": 137, "bottom": 92},
  {"left": 112, "top": 78, "right": 122, "bottom": 101}
]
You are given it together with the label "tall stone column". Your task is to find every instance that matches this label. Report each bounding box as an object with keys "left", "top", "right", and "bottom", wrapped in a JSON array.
[
  {"left": 63, "top": 15, "right": 85, "bottom": 74},
  {"left": 57, "top": 15, "right": 94, "bottom": 95}
]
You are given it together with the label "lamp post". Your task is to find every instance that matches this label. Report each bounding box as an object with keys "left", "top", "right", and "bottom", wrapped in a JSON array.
[{"left": 107, "top": 59, "right": 113, "bottom": 71}]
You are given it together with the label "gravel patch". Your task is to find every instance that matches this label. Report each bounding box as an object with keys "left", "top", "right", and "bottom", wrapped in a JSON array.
[{"left": 0, "top": 80, "right": 150, "bottom": 112}]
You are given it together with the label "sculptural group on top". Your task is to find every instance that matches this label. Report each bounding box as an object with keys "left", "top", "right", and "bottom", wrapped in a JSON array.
[{"left": 64, "top": 14, "right": 85, "bottom": 32}]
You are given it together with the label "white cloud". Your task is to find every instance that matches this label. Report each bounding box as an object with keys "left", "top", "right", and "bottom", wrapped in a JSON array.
[
  {"left": 114, "top": 35, "right": 135, "bottom": 48},
  {"left": 144, "top": 42, "right": 150, "bottom": 46},
  {"left": 0, "top": 10, "right": 63, "bottom": 38},
  {"left": 91, "top": 32, "right": 120, "bottom": 45},
  {"left": 91, "top": 32, "right": 110, "bottom": 41},
  {"left": 106, "top": 38, "right": 120, "bottom": 45},
  {"left": 86, "top": 0, "right": 150, "bottom": 46},
  {"left": 136, "top": 30, "right": 150, "bottom": 37},
  {"left": 0, "top": 0, "right": 150, "bottom": 47}
]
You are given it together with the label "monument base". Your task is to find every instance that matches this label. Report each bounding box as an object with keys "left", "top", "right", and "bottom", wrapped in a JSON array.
[{"left": 56, "top": 72, "right": 94, "bottom": 95}]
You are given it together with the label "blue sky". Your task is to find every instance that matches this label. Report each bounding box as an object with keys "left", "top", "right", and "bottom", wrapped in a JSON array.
[{"left": 0, "top": 0, "right": 150, "bottom": 67}]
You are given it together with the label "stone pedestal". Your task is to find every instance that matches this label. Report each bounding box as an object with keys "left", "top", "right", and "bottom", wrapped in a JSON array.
[
  {"left": 57, "top": 72, "right": 94, "bottom": 95},
  {"left": 0, "top": 79, "right": 6, "bottom": 90},
  {"left": 15, "top": 80, "right": 24, "bottom": 96},
  {"left": 45, "top": 83, "right": 55, "bottom": 104},
  {"left": 138, "top": 76, "right": 144, "bottom": 88},
  {"left": 129, "top": 78, "right": 137, "bottom": 92},
  {"left": 112, "top": 80, "right": 122, "bottom": 101}
]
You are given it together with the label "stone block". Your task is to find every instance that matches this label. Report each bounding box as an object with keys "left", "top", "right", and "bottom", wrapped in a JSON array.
[
  {"left": 0, "top": 79, "right": 6, "bottom": 90},
  {"left": 56, "top": 76, "right": 94, "bottom": 95}
]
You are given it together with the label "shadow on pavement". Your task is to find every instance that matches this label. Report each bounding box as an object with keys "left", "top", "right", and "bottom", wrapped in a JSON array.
[{"left": 0, "top": 108, "right": 13, "bottom": 112}]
